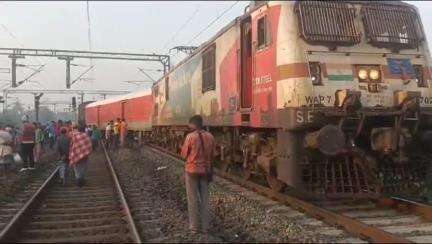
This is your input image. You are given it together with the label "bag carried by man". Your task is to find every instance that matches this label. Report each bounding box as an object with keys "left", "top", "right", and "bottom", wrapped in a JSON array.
[{"left": 197, "top": 130, "right": 213, "bottom": 183}]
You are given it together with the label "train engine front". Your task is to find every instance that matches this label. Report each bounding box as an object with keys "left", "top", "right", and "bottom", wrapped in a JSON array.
[{"left": 274, "top": 1, "right": 432, "bottom": 198}]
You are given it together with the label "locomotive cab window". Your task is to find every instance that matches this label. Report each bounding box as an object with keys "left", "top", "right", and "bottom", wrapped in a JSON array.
[
  {"left": 257, "top": 15, "right": 270, "bottom": 50},
  {"left": 362, "top": 3, "right": 423, "bottom": 49},
  {"left": 295, "top": 1, "right": 361, "bottom": 45},
  {"left": 202, "top": 44, "right": 216, "bottom": 92}
]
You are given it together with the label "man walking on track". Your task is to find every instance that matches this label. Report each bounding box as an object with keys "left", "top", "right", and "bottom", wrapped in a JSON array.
[
  {"left": 69, "top": 124, "right": 92, "bottom": 188},
  {"left": 20, "top": 115, "right": 36, "bottom": 170},
  {"left": 34, "top": 122, "right": 44, "bottom": 163},
  {"left": 105, "top": 121, "right": 114, "bottom": 150},
  {"left": 57, "top": 128, "right": 71, "bottom": 186},
  {"left": 113, "top": 118, "right": 121, "bottom": 149},
  {"left": 181, "top": 115, "right": 215, "bottom": 235},
  {"left": 119, "top": 118, "right": 127, "bottom": 148}
]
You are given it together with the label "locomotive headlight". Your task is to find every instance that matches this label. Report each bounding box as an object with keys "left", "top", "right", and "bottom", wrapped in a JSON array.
[
  {"left": 369, "top": 69, "right": 380, "bottom": 80},
  {"left": 355, "top": 65, "right": 382, "bottom": 83},
  {"left": 358, "top": 69, "right": 368, "bottom": 80}
]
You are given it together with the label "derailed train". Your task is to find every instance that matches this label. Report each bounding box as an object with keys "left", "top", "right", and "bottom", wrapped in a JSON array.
[{"left": 85, "top": 1, "right": 432, "bottom": 198}]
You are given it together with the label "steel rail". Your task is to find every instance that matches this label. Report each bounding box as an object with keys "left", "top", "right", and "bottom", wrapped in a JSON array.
[
  {"left": 378, "top": 197, "right": 432, "bottom": 222},
  {"left": 145, "top": 144, "right": 412, "bottom": 243},
  {"left": 0, "top": 167, "right": 59, "bottom": 242},
  {"left": 0, "top": 147, "right": 142, "bottom": 243},
  {"left": 102, "top": 144, "right": 142, "bottom": 243}
]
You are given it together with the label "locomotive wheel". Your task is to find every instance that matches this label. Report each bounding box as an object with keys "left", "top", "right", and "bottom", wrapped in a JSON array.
[{"left": 266, "top": 173, "right": 284, "bottom": 192}]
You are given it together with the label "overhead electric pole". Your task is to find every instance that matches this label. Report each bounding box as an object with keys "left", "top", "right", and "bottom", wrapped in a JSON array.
[
  {"left": 34, "top": 93, "right": 44, "bottom": 122},
  {"left": 9, "top": 54, "right": 25, "bottom": 87},
  {"left": 58, "top": 57, "right": 74, "bottom": 89}
]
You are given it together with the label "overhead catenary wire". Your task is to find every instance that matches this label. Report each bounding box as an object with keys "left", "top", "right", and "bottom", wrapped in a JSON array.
[
  {"left": 161, "top": 7, "right": 200, "bottom": 51},
  {"left": 0, "top": 24, "right": 48, "bottom": 89},
  {"left": 186, "top": 1, "right": 240, "bottom": 45},
  {"left": 167, "top": 1, "right": 241, "bottom": 66}
]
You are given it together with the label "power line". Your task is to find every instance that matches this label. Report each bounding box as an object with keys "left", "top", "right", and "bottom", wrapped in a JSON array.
[
  {"left": 1, "top": 24, "right": 24, "bottom": 48},
  {"left": 186, "top": 1, "right": 239, "bottom": 45},
  {"left": 161, "top": 7, "right": 200, "bottom": 51},
  {"left": 1, "top": 24, "right": 48, "bottom": 89}
]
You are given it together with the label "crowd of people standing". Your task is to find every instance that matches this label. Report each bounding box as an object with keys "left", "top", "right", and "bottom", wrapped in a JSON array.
[
  {"left": 104, "top": 118, "right": 127, "bottom": 150},
  {"left": 0, "top": 116, "right": 95, "bottom": 187}
]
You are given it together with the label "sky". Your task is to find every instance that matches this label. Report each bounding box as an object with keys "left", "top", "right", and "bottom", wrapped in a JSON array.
[{"left": 0, "top": 1, "right": 431, "bottom": 110}]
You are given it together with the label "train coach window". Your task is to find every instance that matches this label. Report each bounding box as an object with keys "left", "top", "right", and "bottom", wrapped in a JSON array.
[
  {"left": 202, "top": 44, "right": 216, "bottom": 92},
  {"left": 257, "top": 15, "right": 270, "bottom": 50}
]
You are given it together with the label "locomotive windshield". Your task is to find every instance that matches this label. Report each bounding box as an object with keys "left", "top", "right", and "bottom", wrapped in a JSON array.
[
  {"left": 295, "top": 1, "right": 423, "bottom": 49},
  {"left": 295, "top": 1, "right": 361, "bottom": 45},
  {"left": 362, "top": 3, "right": 422, "bottom": 48}
]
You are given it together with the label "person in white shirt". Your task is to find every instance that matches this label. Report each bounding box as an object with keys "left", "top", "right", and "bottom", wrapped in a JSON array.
[
  {"left": 0, "top": 125, "right": 14, "bottom": 177},
  {"left": 105, "top": 121, "right": 114, "bottom": 149}
]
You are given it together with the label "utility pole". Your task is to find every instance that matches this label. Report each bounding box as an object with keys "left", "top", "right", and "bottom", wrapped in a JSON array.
[
  {"left": 0, "top": 93, "right": 4, "bottom": 114},
  {"left": 34, "top": 93, "right": 43, "bottom": 122},
  {"left": 58, "top": 57, "right": 74, "bottom": 88},
  {"left": 71, "top": 97, "right": 77, "bottom": 110},
  {"left": 9, "top": 54, "right": 25, "bottom": 87},
  {"left": 72, "top": 96, "right": 77, "bottom": 124}
]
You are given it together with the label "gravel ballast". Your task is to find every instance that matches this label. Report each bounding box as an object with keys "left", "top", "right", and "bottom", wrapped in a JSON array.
[{"left": 111, "top": 146, "right": 359, "bottom": 243}]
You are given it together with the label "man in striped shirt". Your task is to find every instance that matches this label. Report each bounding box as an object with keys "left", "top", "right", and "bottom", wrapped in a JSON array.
[{"left": 69, "top": 124, "right": 93, "bottom": 187}]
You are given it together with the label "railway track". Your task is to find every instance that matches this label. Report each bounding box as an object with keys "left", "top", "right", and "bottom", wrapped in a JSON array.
[
  {"left": 147, "top": 144, "right": 432, "bottom": 243},
  {"left": 0, "top": 148, "right": 141, "bottom": 243},
  {"left": 315, "top": 198, "right": 432, "bottom": 243}
]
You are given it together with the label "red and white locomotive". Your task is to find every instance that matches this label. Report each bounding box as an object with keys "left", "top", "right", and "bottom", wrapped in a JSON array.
[{"left": 86, "top": 1, "right": 432, "bottom": 198}]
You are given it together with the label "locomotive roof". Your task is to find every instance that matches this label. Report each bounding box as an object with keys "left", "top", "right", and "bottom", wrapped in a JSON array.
[
  {"left": 86, "top": 89, "right": 151, "bottom": 108},
  {"left": 153, "top": 0, "right": 416, "bottom": 88}
]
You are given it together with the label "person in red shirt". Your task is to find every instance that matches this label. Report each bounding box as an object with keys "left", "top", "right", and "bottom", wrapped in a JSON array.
[
  {"left": 69, "top": 124, "right": 92, "bottom": 187},
  {"left": 181, "top": 115, "right": 215, "bottom": 235},
  {"left": 20, "top": 116, "right": 36, "bottom": 170}
]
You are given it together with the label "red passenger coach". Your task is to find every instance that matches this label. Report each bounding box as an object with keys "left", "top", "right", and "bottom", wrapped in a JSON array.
[{"left": 85, "top": 90, "right": 153, "bottom": 131}]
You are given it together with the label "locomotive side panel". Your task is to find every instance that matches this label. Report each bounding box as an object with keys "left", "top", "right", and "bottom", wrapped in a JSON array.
[{"left": 153, "top": 20, "right": 242, "bottom": 127}]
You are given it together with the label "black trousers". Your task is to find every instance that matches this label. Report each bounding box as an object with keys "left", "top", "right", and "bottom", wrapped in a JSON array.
[{"left": 21, "top": 143, "right": 35, "bottom": 168}]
